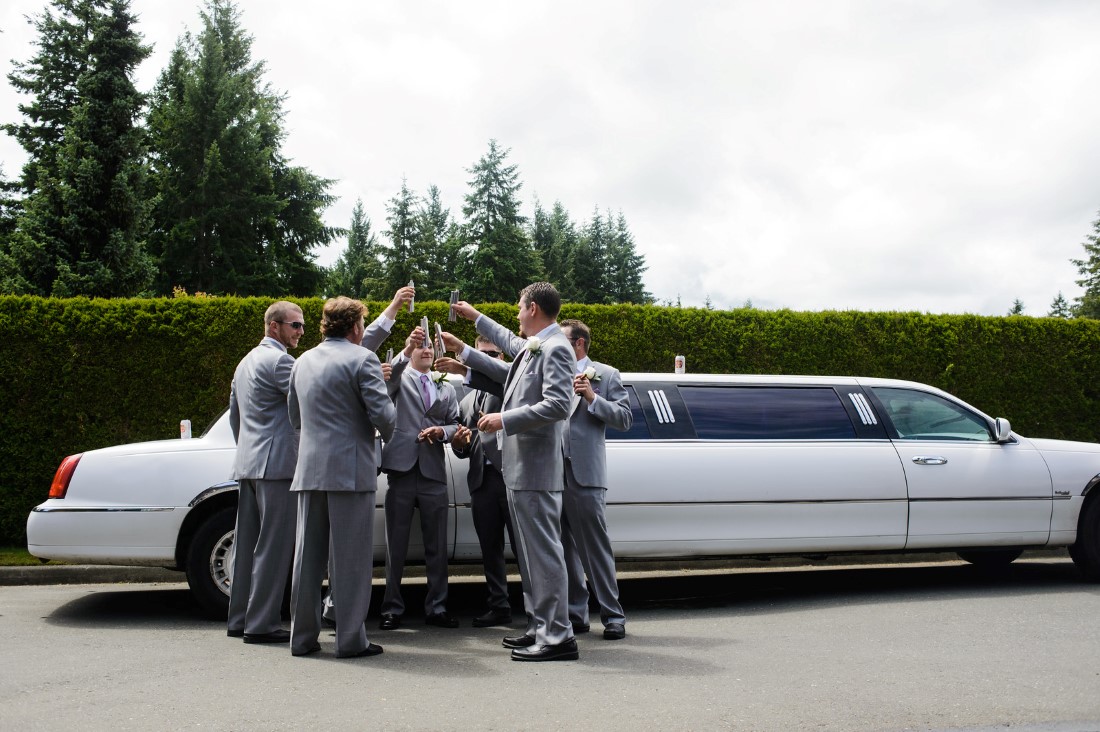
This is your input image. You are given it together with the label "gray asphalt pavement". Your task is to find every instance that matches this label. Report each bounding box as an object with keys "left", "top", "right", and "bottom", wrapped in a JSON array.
[{"left": 2, "top": 555, "right": 1099, "bottom": 731}]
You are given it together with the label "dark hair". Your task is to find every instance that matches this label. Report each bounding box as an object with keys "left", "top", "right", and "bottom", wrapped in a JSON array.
[
  {"left": 321, "top": 296, "right": 366, "bottom": 338},
  {"left": 560, "top": 318, "right": 591, "bottom": 351},
  {"left": 519, "top": 281, "right": 561, "bottom": 319}
]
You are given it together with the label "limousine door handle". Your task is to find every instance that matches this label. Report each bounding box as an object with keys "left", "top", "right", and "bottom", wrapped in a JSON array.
[{"left": 912, "top": 456, "right": 948, "bottom": 466}]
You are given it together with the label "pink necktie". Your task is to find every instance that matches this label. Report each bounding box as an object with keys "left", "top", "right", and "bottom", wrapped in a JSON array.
[{"left": 419, "top": 373, "right": 432, "bottom": 411}]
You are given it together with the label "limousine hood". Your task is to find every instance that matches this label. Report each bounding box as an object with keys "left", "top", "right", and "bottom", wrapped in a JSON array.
[{"left": 1026, "top": 436, "right": 1100, "bottom": 455}]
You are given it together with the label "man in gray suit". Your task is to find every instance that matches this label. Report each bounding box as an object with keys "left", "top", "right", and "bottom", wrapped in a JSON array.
[
  {"left": 287, "top": 297, "right": 396, "bottom": 658},
  {"left": 227, "top": 300, "right": 305, "bottom": 644},
  {"left": 453, "top": 282, "right": 579, "bottom": 662},
  {"left": 443, "top": 335, "right": 517, "bottom": 628},
  {"left": 319, "top": 285, "right": 414, "bottom": 626},
  {"left": 378, "top": 328, "right": 460, "bottom": 630},
  {"left": 559, "top": 319, "right": 632, "bottom": 640}
]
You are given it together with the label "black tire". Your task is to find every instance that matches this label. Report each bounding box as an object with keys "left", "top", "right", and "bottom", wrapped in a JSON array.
[
  {"left": 957, "top": 548, "right": 1023, "bottom": 566},
  {"left": 185, "top": 507, "right": 235, "bottom": 618},
  {"left": 1070, "top": 497, "right": 1100, "bottom": 582}
]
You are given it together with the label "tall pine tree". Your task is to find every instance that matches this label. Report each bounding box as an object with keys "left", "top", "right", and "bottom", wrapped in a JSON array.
[
  {"left": 606, "top": 211, "right": 651, "bottom": 303},
  {"left": 2, "top": 0, "right": 154, "bottom": 296},
  {"left": 146, "top": 0, "right": 335, "bottom": 296},
  {"left": 381, "top": 178, "right": 422, "bottom": 295},
  {"left": 572, "top": 208, "right": 611, "bottom": 304},
  {"left": 326, "top": 198, "right": 384, "bottom": 299},
  {"left": 461, "top": 140, "right": 541, "bottom": 302},
  {"left": 530, "top": 198, "right": 578, "bottom": 300},
  {"left": 1072, "top": 210, "right": 1100, "bottom": 319}
]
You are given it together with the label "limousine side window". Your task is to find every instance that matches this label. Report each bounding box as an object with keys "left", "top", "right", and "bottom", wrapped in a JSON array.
[
  {"left": 605, "top": 387, "right": 653, "bottom": 441},
  {"left": 679, "top": 387, "right": 857, "bottom": 440},
  {"left": 871, "top": 387, "right": 992, "bottom": 442}
]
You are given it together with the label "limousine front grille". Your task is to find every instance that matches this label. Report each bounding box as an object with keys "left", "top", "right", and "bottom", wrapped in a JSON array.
[{"left": 848, "top": 392, "right": 878, "bottom": 426}]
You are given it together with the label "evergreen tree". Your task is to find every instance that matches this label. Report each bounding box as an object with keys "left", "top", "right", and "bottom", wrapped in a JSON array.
[
  {"left": 1072, "top": 211, "right": 1100, "bottom": 319},
  {"left": 605, "top": 210, "right": 651, "bottom": 303},
  {"left": 146, "top": 0, "right": 334, "bottom": 296},
  {"left": 326, "top": 198, "right": 384, "bottom": 299},
  {"left": 461, "top": 140, "right": 541, "bottom": 302},
  {"left": 4, "top": 0, "right": 93, "bottom": 196},
  {"left": 416, "top": 184, "right": 465, "bottom": 300},
  {"left": 381, "top": 178, "right": 422, "bottom": 295},
  {"left": 1048, "top": 292, "right": 1071, "bottom": 318},
  {"left": 530, "top": 198, "right": 578, "bottom": 299},
  {"left": 1007, "top": 299, "right": 1025, "bottom": 316},
  {"left": 2, "top": 0, "right": 155, "bottom": 296},
  {"left": 572, "top": 208, "right": 610, "bottom": 303}
]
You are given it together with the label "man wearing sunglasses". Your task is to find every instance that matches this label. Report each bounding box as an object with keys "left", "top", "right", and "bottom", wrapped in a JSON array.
[
  {"left": 227, "top": 300, "right": 307, "bottom": 644},
  {"left": 447, "top": 335, "right": 517, "bottom": 628}
]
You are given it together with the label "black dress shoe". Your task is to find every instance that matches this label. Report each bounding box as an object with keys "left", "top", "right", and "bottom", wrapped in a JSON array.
[
  {"left": 502, "top": 633, "right": 536, "bottom": 649},
  {"left": 227, "top": 628, "right": 244, "bottom": 638},
  {"left": 603, "top": 622, "right": 626, "bottom": 640},
  {"left": 337, "top": 643, "right": 383, "bottom": 658},
  {"left": 243, "top": 628, "right": 291, "bottom": 644},
  {"left": 425, "top": 612, "right": 459, "bottom": 628},
  {"left": 511, "top": 638, "right": 579, "bottom": 662},
  {"left": 379, "top": 614, "right": 401, "bottom": 631},
  {"left": 572, "top": 622, "right": 591, "bottom": 634},
  {"left": 472, "top": 609, "right": 512, "bottom": 628},
  {"left": 292, "top": 642, "right": 322, "bottom": 657}
]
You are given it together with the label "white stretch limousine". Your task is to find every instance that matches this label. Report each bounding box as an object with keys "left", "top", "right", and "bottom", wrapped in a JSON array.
[{"left": 27, "top": 373, "right": 1100, "bottom": 615}]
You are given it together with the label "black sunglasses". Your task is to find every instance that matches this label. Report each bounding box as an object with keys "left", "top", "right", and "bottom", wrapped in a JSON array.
[
  {"left": 479, "top": 350, "right": 502, "bottom": 358},
  {"left": 275, "top": 321, "right": 305, "bottom": 330}
]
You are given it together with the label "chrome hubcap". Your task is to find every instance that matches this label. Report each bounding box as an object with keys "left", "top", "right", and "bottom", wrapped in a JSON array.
[{"left": 209, "top": 529, "right": 235, "bottom": 597}]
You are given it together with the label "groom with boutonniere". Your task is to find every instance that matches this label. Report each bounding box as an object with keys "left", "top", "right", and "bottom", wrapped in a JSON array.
[
  {"left": 378, "top": 325, "right": 461, "bottom": 632},
  {"left": 451, "top": 282, "right": 578, "bottom": 661}
]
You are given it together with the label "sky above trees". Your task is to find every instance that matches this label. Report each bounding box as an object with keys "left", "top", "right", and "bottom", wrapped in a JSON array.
[{"left": 3, "top": 1, "right": 1100, "bottom": 313}]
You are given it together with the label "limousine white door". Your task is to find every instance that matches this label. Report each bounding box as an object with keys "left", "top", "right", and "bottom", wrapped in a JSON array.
[
  {"left": 605, "top": 384, "right": 910, "bottom": 556},
  {"left": 870, "top": 387, "right": 1053, "bottom": 548}
]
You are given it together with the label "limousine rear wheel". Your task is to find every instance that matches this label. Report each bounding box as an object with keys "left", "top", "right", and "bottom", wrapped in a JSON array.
[
  {"left": 1069, "top": 498, "right": 1100, "bottom": 582},
  {"left": 184, "top": 507, "right": 235, "bottom": 618},
  {"left": 956, "top": 548, "right": 1023, "bottom": 566}
]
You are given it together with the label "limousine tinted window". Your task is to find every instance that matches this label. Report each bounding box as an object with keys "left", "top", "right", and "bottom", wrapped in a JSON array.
[
  {"left": 871, "top": 387, "right": 992, "bottom": 441},
  {"left": 679, "top": 386, "right": 857, "bottom": 440},
  {"left": 606, "top": 387, "right": 652, "bottom": 440}
]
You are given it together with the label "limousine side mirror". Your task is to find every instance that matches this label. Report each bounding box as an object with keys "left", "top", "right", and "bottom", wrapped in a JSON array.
[{"left": 993, "top": 417, "right": 1012, "bottom": 443}]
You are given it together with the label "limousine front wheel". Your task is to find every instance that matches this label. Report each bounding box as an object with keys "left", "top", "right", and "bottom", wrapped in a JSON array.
[
  {"left": 956, "top": 549, "right": 1023, "bottom": 567},
  {"left": 1069, "top": 498, "right": 1100, "bottom": 582}
]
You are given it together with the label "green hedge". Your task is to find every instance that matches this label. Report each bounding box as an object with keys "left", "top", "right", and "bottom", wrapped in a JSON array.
[{"left": 2, "top": 295, "right": 1099, "bottom": 545}]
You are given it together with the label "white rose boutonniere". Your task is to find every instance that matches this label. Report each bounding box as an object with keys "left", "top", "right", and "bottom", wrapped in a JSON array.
[
  {"left": 582, "top": 365, "right": 601, "bottom": 382},
  {"left": 525, "top": 337, "right": 542, "bottom": 356},
  {"left": 430, "top": 371, "right": 449, "bottom": 386}
]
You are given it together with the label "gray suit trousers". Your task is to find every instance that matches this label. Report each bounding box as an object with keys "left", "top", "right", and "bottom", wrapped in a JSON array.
[
  {"left": 381, "top": 469, "right": 450, "bottom": 616},
  {"left": 228, "top": 478, "right": 295, "bottom": 635},
  {"left": 509, "top": 488, "right": 571, "bottom": 645},
  {"left": 290, "top": 490, "right": 376, "bottom": 657},
  {"left": 563, "top": 462, "right": 625, "bottom": 627}
]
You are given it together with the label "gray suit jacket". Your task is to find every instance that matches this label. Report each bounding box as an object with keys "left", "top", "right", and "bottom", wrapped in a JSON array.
[
  {"left": 380, "top": 357, "right": 459, "bottom": 483},
  {"left": 450, "top": 388, "right": 503, "bottom": 492},
  {"left": 288, "top": 337, "right": 397, "bottom": 492},
  {"left": 476, "top": 316, "right": 575, "bottom": 492},
  {"left": 565, "top": 360, "right": 633, "bottom": 488},
  {"left": 229, "top": 338, "right": 298, "bottom": 481},
  {"left": 361, "top": 316, "right": 393, "bottom": 353}
]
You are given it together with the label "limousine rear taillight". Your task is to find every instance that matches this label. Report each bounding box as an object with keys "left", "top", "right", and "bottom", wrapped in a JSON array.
[{"left": 49, "top": 454, "right": 83, "bottom": 499}]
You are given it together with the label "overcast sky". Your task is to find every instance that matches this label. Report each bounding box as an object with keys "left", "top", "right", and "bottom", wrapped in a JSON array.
[{"left": 2, "top": 0, "right": 1099, "bottom": 314}]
